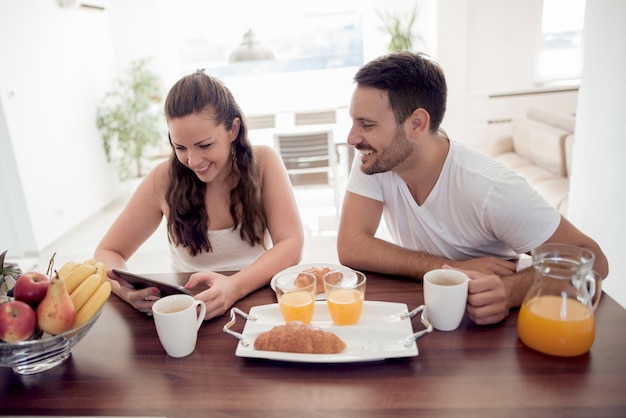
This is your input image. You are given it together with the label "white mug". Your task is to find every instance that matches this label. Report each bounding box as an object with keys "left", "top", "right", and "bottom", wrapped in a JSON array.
[
  {"left": 423, "top": 269, "right": 469, "bottom": 331},
  {"left": 152, "top": 294, "right": 206, "bottom": 358}
]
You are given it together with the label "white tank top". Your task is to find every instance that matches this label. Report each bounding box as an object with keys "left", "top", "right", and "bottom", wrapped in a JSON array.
[{"left": 168, "top": 225, "right": 271, "bottom": 272}]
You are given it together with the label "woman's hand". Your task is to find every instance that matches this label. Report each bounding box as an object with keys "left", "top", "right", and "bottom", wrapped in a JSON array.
[
  {"left": 185, "top": 271, "right": 239, "bottom": 320},
  {"left": 107, "top": 269, "right": 160, "bottom": 315}
]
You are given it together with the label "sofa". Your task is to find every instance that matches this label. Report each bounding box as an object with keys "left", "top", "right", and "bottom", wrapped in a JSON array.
[{"left": 491, "top": 107, "right": 576, "bottom": 215}]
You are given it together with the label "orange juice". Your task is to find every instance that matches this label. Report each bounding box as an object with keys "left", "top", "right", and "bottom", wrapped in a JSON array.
[
  {"left": 518, "top": 295, "right": 595, "bottom": 357},
  {"left": 326, "top": 288, "right": 364, "bottom": 325},
  {"left": 278, "top": 291, "right": 315, "bottom": 324}
]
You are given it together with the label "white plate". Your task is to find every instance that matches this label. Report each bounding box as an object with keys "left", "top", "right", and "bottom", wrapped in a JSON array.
[
  {"left": 228, "top": 301, "right": 430, "bottom": 363},
  {"left": 270, "top": 263, "right": 351, "bottom": 300}
]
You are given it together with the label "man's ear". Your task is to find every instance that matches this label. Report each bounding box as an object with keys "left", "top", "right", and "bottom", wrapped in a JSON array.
[{"left": 408, "top": 108, "right": 430, "bottom": 137}]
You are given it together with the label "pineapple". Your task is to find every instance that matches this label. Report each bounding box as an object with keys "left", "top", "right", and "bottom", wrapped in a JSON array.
[{"left": 1, "top": 250, "right": 22, "bottom": 299}]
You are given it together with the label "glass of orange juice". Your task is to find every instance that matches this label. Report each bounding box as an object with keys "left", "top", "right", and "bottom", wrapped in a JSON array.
[
  {"left": 324, "top": 270, "right": 366, "bottom": 326},
  {"left": 274, "top": 272, "right": 316, "bottom": 324}
]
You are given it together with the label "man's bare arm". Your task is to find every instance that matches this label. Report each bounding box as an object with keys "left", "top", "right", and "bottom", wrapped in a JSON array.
[{"left": 337, "top": 192, "right": 516, "bottom": 278}]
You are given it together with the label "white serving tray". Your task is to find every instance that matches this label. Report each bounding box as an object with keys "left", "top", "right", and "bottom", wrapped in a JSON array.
[{"left": 223, "top": 301, "right": 432, "bottom": 363}]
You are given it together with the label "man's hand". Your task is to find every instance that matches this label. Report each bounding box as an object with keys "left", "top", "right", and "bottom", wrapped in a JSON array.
[{"left": 444, "top": 266, "right": 510, "bottom": 325}]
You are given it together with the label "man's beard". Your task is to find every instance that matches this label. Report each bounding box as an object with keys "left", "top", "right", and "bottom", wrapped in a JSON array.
[{"left": 360, "top": 127, "right": 413, "bottom": 175}]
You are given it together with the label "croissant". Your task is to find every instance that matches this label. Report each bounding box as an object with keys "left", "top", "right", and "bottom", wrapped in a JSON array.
[
  {"left": 295, "top": 266, "right": 342, "bottom": 294},
  {"left": 254, "top": 322, "right": 346, "bottom": 354}
]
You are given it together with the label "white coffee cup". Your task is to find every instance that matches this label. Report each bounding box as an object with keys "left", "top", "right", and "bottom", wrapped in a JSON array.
[
  {"left": 423, "top": 269, "right": 469, "bottom": 331},
  {"left": 152, "top": 294, "right": 206, "bottom": 358}
]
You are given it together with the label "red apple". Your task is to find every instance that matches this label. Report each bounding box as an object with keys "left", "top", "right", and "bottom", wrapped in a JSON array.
[
  {"left": 0, "top": 301, "right": 37, "bottom": 343},
  {"left": 14, "top": 271, "right": 50, "bottom": 308}
]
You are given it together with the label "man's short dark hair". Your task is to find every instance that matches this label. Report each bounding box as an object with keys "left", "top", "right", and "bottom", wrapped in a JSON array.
[{"left": 353, "top": 51, "right": 447, "bottom": 132}]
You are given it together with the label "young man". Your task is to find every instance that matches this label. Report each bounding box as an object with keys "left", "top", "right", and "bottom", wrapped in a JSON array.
[{"left": 337, "top": 51, "right": 608, "bottom": 325}]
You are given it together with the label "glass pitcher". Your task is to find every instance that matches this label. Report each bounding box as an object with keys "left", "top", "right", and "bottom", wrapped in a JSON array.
[{"left": 517, "top": 243, "right": 602, "bottom": 357}]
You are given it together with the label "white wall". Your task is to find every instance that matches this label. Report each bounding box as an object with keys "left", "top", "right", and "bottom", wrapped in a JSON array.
[
  {"left": 438, "top": 0, "right": 579, "bottom": 154},
  {"left": 436, "top": 0, "right": 469, "bottom": 145},
  {"left": 0, "top": 0, "right": 120, "bottom": 257},
  {"left": 568, "top": 0, "right": 626, "bottom": 308},
  {"left": 106, "top": 0, "right": 180, "bottom": 90},
  {"left": 466, "top": 0, "right": 543, "bottom": 93},
  {"left": 0, "top": 98, "right": 36, "bottom": 255}
]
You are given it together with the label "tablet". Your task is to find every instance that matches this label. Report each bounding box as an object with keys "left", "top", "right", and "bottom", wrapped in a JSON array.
[{"left": 112, "top": 269, "right": 192, "bottom": 297}]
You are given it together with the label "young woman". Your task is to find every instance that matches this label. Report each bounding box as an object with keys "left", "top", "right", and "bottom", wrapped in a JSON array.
[{"left": 95, "top": 71, "right": 304, "bottom": 320}]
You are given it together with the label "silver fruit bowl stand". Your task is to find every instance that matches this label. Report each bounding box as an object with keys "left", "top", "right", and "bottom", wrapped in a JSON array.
[{"left": 0, "top": 306, "right": 104, "bottom": 375}]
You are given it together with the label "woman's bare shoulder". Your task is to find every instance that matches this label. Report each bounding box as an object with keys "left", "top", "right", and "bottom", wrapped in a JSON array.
[
  {"left": 141, "top": 160, "right": 171, "bottom": 195},
  {"left": 253, "top": 145, "right": 281, "bottom": 165}
]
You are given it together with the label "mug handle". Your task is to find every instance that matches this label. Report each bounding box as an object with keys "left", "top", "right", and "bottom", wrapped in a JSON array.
[
  {"left": 587, "top": 271, "right": 603, "bottom": 311},
  {"left": 194, "top": 300, "right": 207, "bottom": 329}
]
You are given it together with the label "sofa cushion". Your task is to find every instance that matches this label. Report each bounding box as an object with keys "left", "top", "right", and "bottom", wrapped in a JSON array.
[
  {"left": 532, "top": 178, "right": 569, "bottom": 215},
  {"left": 494, "top": 151, "right": 531, "bottom": 171},
  {"left": 565, "top": 133, "right": 575, "bottom": 177},
  {"left": 527, "top": 107, "right": 576, "bottom": 132},
  {"left": 496, "top": 152, "right": 564, "bottom": 184},
  {"left": 495, "top": 153, "right": 569, "bottom": 214},
  {"left": 491, "top": 106, "right": 575, "bottom": 216},
  {"left": 512, "top": 118, "right": 569, "bottom": 177}
]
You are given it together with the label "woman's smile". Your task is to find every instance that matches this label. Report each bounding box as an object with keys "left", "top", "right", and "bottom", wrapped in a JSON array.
[{"left": 193, "top": 161, "right": 213, "bottom": 176}]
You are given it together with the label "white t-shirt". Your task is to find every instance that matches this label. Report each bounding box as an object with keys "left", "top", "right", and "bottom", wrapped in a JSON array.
[
  {"left": 169, "top": 226, "right": 271, "bottom": 272},
  {"left": 346, "top": 140, "right": 561, "bottom": 261}
]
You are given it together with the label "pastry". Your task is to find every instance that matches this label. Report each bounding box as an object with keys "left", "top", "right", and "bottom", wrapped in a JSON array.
[
  {"left": 295, "top": 266, "right": 342, "bottom": 294},
  {"left": 253, "top": 321, "right": 346, "bottom": 354}
]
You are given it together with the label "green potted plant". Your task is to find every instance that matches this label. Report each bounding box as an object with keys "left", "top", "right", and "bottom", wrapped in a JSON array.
[
  {"left": 377, "top": 4, "right": 423, "bottom": 52},
  {"left": 96, "top": 58, "right": 165, "bottom": 180}
]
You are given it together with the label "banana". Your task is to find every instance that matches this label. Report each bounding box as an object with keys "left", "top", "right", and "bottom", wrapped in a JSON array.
[
  {"left": 63, "top": 263, "right": 97, "bottom": 294},
  {"left": 94, "top": 261, "right": 107, "bottom": 284},
  {"left": 83, "top": 258, "right": 97, "bottom": 266},
  {"left": 73, "top": 280, "right": 112, "bottom": 329},
  {"left": 70, "top": 273, "right": 102, "bottom": 311},
  {"left": 57, "top": 261, "right": 80, "bottom": 279}
]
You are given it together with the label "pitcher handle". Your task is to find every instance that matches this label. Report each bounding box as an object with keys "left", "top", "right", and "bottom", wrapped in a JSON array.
[{"left": 587, "top": 271, "right": 603, "bottom": 311}]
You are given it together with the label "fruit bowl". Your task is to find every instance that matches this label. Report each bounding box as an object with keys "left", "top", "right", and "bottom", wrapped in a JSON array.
[{"left": 0, "top": 306, "right": 104, "bottom": 375}]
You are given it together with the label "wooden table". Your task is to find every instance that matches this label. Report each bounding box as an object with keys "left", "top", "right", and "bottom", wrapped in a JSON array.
[{"left": 2, "top": 271, "right": 626, "bottom": 418}]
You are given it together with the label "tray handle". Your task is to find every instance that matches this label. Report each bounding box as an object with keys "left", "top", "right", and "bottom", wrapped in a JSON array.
[
  {"left": 400, "top": 304, "right": 433, "bottom": 347},
  {"left": 223, "top": 307, "right": 258, "bottom": 347}
]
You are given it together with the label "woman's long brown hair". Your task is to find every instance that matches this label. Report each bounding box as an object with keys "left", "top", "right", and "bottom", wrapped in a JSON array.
[{"left": 164, "top": 71, "right": 267, "bottom": 256}]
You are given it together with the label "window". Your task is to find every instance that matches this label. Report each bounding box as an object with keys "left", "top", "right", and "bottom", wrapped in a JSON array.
[
  {"left": 537, "top": 0, "right": 586, "bottom": 84},
  {"left": 173, "top": 3, "right": 364, "bottom": 78}
]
